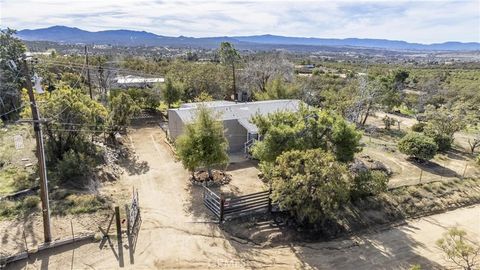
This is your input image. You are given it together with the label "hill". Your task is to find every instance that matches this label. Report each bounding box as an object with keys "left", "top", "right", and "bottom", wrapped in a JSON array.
[{"left": 17, "top": 25, "right": 480, "bottom": 51}]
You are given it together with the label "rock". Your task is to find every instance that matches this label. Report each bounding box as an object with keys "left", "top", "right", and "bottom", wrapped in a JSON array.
[{"left": 349, "top": 159, "right": 369, "bottom": 174}]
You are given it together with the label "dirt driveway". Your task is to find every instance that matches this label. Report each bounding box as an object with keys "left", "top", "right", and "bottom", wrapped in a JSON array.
[{"left": 8, "top": 125, "right": 480, "bottom": 269}]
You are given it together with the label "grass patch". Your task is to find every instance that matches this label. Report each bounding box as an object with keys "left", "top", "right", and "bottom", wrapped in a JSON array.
[
  {"left": 0, "top": 195, "right": 40, "bottom": 220},
  {"left": 51, "top": 193, "right": 109, "bottom": 215}
]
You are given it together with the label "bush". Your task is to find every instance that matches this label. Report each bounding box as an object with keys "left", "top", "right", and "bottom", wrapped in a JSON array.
[
  {"left": 54, "top": 150, "right": 96, "bottom": 186},
  {"left": 351, "top": 170, "right": 389, "bottom": 199},
  {"left": 383, "top": 116, "right": 396, "bottom": 130},
  {"left": 398, "top": 132, "right": 438, "bottom": 161},
  {"left": 428, "top": 133, "right": 453, "bottom": 152},
  {"left": 113, "top": 88, "right": 161, "bottom": 110},
  {"left": 22, "top": 195, "right": 40, "bottom": 209},
  {"left": 51, "top": 194, "right": 107, "bottom": 215},
  {"left": 0, "top": 200, "right": 16, "bottom": 218},
  {"left": 66, "top": 194, "right": 105, "bottom": 214},
  {"left": 411, "top": 122, "right": 426, "bottom": 132}
]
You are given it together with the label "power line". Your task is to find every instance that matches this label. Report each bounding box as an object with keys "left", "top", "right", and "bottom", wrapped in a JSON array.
[{"left": 38, "top": 59, "right": 165, "bottom": 78}]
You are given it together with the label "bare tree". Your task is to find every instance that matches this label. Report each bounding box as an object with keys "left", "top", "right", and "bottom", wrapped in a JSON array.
[
  {"left": 241, "top": 52, "right": 294, "bottom": 94},
  {"left": 347, "top": 75, "right": 384, "bottom": 126}
]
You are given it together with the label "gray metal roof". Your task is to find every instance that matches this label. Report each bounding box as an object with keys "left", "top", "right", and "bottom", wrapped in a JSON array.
[{"left": 169, "top": 99, "right": 301, "bottom": 133}]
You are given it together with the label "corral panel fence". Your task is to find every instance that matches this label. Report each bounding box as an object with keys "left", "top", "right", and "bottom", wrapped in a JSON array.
[{"left": 203, "top": 186, "right": 272, "bottom": 222}]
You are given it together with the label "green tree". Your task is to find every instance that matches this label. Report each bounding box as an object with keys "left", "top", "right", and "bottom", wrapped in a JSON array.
[
  {"left": 0, "top": 28, "right": 27, "bottom": 121},
  {"left": 423, "top": 104, "right": 466, "bottom": 151},
  {"left": 162, "top": 78, "right": 182, "bottom": 108},
  {"left": 436, "top": 227, "right": 479, "bottom": 270},
  {"left": 251, "top": 106, "right": 362, "bottom": 166},
  {"left": 254, "top": 77, "right": 298, "bottom": 100},
  {"left": 23, "top": 87, "right": 108, "bottom": 185},
  {"left": 176, "top": 106, "right": 228, "bottom": 179},
  {"left": 219, "top": 42, "right": 240, "bottom": 100},
  {"left": 398, "top": 132, "right": 438, "bottom": 161},
  {"left": 109, "top": 92, "right": 139, "bottom": 133},
  {"left": 271, "top": 149, "right": 352, "bottom": 223}
]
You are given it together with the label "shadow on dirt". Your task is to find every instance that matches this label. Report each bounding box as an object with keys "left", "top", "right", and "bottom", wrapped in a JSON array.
[{"left": 410, "top": 159, "right": 459, "bottom": 178}]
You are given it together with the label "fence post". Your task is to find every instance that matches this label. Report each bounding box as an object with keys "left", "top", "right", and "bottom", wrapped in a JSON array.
[
  {"left": 219, "top": 196, "right": 225, "bottom": 223},
  {"left": 114, "top": 206, "right": 124, "bottom": 267},
  {"left": 268, "top": 188, "right": 272, "bottom": 213},
  {"left": 70, "top": 220, "right": 75, "bottom": 241},
  {"left": 462, "top": 163, "right": 468, "bottom": 179}
]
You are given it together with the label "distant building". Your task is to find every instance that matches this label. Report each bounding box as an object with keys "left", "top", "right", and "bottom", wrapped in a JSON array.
[
  {"left": 113, "top": 75, "right": 164, "bottom": 88},
  {"left": 168, "top": 99, "right": 301, "bottom": 153}
]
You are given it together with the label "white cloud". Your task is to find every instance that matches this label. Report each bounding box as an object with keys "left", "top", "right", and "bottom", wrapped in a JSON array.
[{"left": 0, "top": 0, "right": 478, "bottom": 43}]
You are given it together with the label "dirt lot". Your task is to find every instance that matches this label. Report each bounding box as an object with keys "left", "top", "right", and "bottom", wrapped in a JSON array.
[
  {"left": 363, "top": 112, "right": 480, "bottom": 188},
  {"left": 6, "top": 125, "right": 480, "bottom": 269}
]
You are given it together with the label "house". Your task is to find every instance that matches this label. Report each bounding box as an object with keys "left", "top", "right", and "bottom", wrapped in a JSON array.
[
  {"left": 113, "top": 75, "right": 164, "bottom": 88},
  {"left": 167, "top": 99, "right": 301, "bottom": 153}
]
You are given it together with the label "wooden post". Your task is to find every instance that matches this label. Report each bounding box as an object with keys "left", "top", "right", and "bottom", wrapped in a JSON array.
[
  {"left": 462, "top": 163, "right": 468, "bottom": 179},
  {"left": 70, "top": 220, "right": 75, "bottom": 241},
  {"left": 22, "top": 59, "right": 51, "bottom": 243},
  {"left": 23, "top": 229, "right": 28, "bottom": 252},
  {"left": 114, "top": 206, "right": 124, "bottom": 267},
  {"left": 268, "top": 188, "right": 272, "bottom": 213},
  {"left": 419, "top": 169, "right": 423, "bottom": 183},
  {"left": 219, "top": 196, "right": 225, "bottom": 223}
]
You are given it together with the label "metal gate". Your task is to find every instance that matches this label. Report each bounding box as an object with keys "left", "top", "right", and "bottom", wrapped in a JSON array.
[
  {"left": 203, "top": 186, "right": 272, "bottom": 222},
  {"left": 203, "top": 186, "right": 222, "bottom": 219}
]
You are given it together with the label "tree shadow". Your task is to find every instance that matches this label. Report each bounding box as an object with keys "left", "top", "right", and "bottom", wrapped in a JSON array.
[
  {"left": 218, "top": 195, "right": 446, "bottom": 269},
  {"left": 226, "top": 160, "right": 258, "bottom": 172},
  {"left": 445, "top": 148, "right": 471, "bottom": 161},
  {"left": 117, "top": 153, "right": 150, "bottom": 176},
  {"left": 184, "top": 183, "right": 220, "bottom": 222},
  {"left": 409, "top": 159, "right": 459, "bottom": 178}
]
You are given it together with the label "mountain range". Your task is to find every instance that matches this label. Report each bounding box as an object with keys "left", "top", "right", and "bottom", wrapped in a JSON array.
[{"left": 16, "top": 26, "right": 480, "bottom": 51}]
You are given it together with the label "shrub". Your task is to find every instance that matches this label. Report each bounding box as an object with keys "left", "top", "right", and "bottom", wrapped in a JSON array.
[
  {"left": 0, "top": 200, "right": 16, "bottom": 218},
  {"left": 52, "top": 194, "right": 107, "bottom": 215},
  {"left": 66, "top": 194, "right": 105, "bottom": 214},
  {"left": 398, "top": 132, "right": 438, "bottom": 161},
  {"left": 411, "top": 122, "right": 426, "bottom": 132},
  {"left": 13, "top": 172, "right": 35, "bottom": 191},
  {"left": 22, "top": 196, "right": 40, "bottom": 209},
  {"left": 428, "top": 133, "right": 453, "bottom": 152},
  {"left": 54, "top": 150, "right": 96, "bottom": 186},
  {"left": 351, "top": 170, "right": 389, "bottom": 199},
  {"left": 383, "top": 116, "right": 396, "bottom": 130}
]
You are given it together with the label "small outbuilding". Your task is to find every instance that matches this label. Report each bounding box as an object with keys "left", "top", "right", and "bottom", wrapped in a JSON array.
[{"left": 167, "top": 99, "right": 301, "bottom": 153}]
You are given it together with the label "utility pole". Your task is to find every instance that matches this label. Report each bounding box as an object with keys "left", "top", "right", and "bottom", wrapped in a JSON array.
[
  {"left": 85, "top": 45, "right": 93, "bottom": 99},
  {"left": 22, "top": 59, "right": 52, "bottom": 243}
]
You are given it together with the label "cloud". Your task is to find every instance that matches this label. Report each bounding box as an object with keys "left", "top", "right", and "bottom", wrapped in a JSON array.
[{"left": 0, "top": 0, "right": 478, "bottom": 43}]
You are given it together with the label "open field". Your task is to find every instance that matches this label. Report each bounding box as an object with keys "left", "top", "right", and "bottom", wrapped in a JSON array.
[
  {"left": 5, "top": 125, "right": 480, "bottom": 269},
  {"left": 363, "top": 112, "right": 480, "bottom": 188}
]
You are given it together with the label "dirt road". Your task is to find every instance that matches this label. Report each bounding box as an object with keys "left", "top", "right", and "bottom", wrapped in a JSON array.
[{"left": 8, "top": 126, "right": 480, "bottom": 269}]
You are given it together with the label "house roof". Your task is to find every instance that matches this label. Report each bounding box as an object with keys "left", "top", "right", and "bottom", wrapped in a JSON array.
[
  {"left": 170, "top": 99, "right": 301, "bottom": 134},
  {"left": 114, "top": 75, "right": 164, "bottom": 84}
]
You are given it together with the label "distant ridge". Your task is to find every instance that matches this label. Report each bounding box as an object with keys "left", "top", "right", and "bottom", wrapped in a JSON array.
[{"left": 16, "top": 25, "right": 480, "bottom": 51}]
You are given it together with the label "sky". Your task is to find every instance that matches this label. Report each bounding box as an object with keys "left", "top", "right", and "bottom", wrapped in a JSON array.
[{"left": 1, "top": 0, "right": 479, "bottom": 44}]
